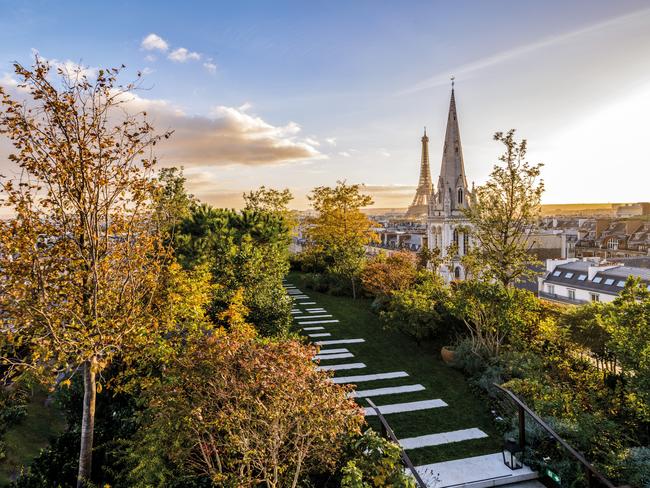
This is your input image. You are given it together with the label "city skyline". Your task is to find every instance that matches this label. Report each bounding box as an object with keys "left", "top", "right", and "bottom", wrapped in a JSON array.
[{"left": 1, "top": 0, "right": 649, "bottom": 209}]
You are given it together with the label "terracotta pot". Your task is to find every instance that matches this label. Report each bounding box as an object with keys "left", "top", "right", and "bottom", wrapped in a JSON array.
[{"left": 441, "top": 346, "right": 456, "bottom": 364}]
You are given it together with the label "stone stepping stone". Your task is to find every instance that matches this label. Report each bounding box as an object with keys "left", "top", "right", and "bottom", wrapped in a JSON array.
[
  {"left": 298, "top": 319, "right": 339, "bottom": 325},
  {"left": 317, "top": 362, "right": 366, "bottom": 371},
  {"left": 315, "top": 338, "right": 365, "bottom": 346},
  {"left": 308, "top": 333, "right": 331, "bottom": 338},
  {"left": 317, "top": 348, "right": 349, "bottom": 354},
  {"left": 314, "top": 352, "right": 355, "bottom": 360},
  {"left": 414, "top": 452, "right": 538, "bottom": 487},
  {"left": 306, "top": 308, "right": 325, "bottom": 311},
  {"left": 302, "top": 326, "right": 325, "bottom": 331},
  {"left": 399, "top": 428, "right": 488, "bottom": 450},
  {"left": 294, "top": 314, "right": 333, "bottom": 320},
  {"left": 292, "top": 295, "right": 309, "bottom": 299},
  {"left": 333, "top": 371, "right": 407, "bottom": 384},
  {"left": 299, "top": 301, "right": 316, "bottom": 305},
  {"left": 348, "top": 384, "right": 426, "bottom": 398},
  {"left": 363, "top": 399, "right": 447, "bottom": 416}
]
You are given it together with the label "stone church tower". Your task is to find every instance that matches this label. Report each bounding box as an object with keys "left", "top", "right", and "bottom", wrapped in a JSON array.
[{"left": 427, "top": 84, "right": 472, "bottom": 281}]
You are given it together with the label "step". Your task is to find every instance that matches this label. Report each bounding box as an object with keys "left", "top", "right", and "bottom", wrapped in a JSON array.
[
  {"left": 315, "top": 338, "right": 365, "bottom": 346},
  {"left": 317, "top": 362, "right": 366, "bottom": 372},
  {"left": 294, "top": 315, "right": 333, "bottom": 319},
  {"left": 308, "top": 333, "right": 331, "bottom": 338},
  {"left": 299, "top": 301, "right": 317, "bottom": 305},
  {"left": 333, "top": 371, "right": 408, "bottom": 384},
  {"left": 314, "top": 352, "right": 355, "bottom": 360},
  {"left": 364, "top": 399, "right": 447, "bottom": 416},
  {"left": 399, "top": 428, "right": 488, "bottom": 450},
  {"left": 317, "top": 348, "right": 350, "bottom": 354},
  {"left": 414, "top": 453, "right": 538, "bottom": 488},
  {"left": 348, "top": 384, "right": 426, "bottom": 398},
  {"left": 298, "top": 319, "right": 339, "bottom": 325}
]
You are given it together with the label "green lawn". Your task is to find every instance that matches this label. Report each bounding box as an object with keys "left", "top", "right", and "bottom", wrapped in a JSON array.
[
  {"left": 288, "top": 272, "right": 502, "bottom": 466},
  {"left": 0, "top": 390, "right": 65, "bottom": 486}
]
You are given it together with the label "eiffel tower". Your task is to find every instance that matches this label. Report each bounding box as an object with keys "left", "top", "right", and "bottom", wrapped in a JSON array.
[{"left": 405, "top": 128, "right": 433, "bottom": 218}]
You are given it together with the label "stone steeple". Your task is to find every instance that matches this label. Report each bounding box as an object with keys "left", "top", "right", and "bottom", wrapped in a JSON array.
[
  {"left": 434, "top": 84, "right": 469, "bottom": 213},
  {"left": 406, "top": 127, "right": 433, "bottom": 218}
]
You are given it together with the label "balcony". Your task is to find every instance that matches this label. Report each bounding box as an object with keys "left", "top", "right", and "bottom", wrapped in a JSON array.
[{"left": 538, "top": 290, "right": 588, "bottom": 305}]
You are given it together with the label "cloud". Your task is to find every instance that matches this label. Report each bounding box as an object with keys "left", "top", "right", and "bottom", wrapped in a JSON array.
[
  {"left": 399, "top": 6, "right": 650, "bottom": 95},
  {"left": 0, "top": 73, "right": 18, "bottom": 87},
  {"left": 141, "top": 33, "right": 169, "bottom": 52},
  {"left": 304, "top": 137, "right": 320, "bottom": 147},
  {"left": 144, "top": 54, "right": 157, "bottom": 63},
  {"left": 168, "top": 47, "right": 201, "bottom": 62},
  {"left": 119, "top": 94, "right": 324, "bottom": 167},
  {"left": 325, "top": 137, "right": 337, "bottom": 146},
  {"left": 362, "top": 185, "right": 417, "bottom": 207},
  {"left": 203, "top": 60, "right": 217, "bottom": 74},
  {"left": 141, "top": 67, "right": 154, "bottom": 75},
  {"left": 378, "top": 148, "right": 390, "bottom": 157},
  {"left": 339, "top": 151, "right": 351, "bottom": 157}
]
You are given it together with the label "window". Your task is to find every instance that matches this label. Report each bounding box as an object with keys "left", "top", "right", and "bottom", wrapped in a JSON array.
[
  {"left": 578, "top": 274, "right": 587, "bottom": 281},
  {"left": 591, "top": 293, "right": 600, "bottom": 302},
  {"left": 454, "top": 267, "right": 461, "bottom": 279},
  {"left": 547, "top": 284, "right": 555, "bottom": 295},
  {"left": 568, "top": 289, "right": 576, "bottom": 300},
  {"left": 616, "top": 280, "right": 625, "bottom": 287},
  {"left": 457, "top": 188, "right": 463, "bottom": 204},
  {"left": 453, "top": 229, "right": 459, "bottom": 248},
  {"left": 565, "top": 272, "right": 574, "bottom": 278},
  {"left": 552, "top": 271, "right": 561, "bottom": 277},
  {"left": 607, "top": 239, "right": 619, "bottom": 250},
  {"left": 592, "top": 276, "right": 603, "bottom": 283},
  {"left": 604, "top": 278, "right": 615, "bottom": 285},
  {"left": 463, "top": 233, "right": 469, "bottom": 255}
]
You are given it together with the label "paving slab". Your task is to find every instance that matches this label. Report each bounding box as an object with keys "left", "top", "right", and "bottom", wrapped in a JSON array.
[
  {"left": 317, "top": 362, "right": 366, "bottom": 371},
  {"left": 364, "top": 399, "right": 447, "bottom": 416},
  {"left": 308, "top": 333, "right": 331, "bottom": 338},
  {"left": 399, "top": 428, "right": 488, "bottom": 450},
  {"left": 293, "top": 314, "right": 333, "bottom": 319},
  {"left": 314, "top": 352, "right": 355, "bottom": 360},
  {"left": 333, "top": 371, "right": 408, "bottom": 384},
  {"left": 315, "top": 338, "right": 365, "bottom": 346},
  {"left": 348, "top": 384, "right": 426, "bottom": 398},
  {"left": 414, "top": 453, "right": 538, "bottom": 488},
  {"left": 299, "top": 301, "right": 316, "bottom": 305},
  {"left": 317, "top": 348, "right": 350, "bottom": 354},
  {"left": 298, "top": 319, "right": 339, "bottom": 325},
  {"left": 303, "top": 326, "right": 325, "bottom": 331}
]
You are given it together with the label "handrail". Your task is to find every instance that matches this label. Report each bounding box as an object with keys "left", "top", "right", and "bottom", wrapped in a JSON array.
[
  {"left": 365, "top": 398, "right": 428, "bottom": 488},
  {"left": 493, "top": 383, "right": 623, "bottom": 488}
]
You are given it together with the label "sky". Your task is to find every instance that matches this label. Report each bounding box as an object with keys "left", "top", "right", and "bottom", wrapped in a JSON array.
[{"left": 1, "top": 0, "right": 649, "bottom": 209}]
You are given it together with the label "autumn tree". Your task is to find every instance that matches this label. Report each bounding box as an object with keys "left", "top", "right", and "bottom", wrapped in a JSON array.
[
  {"left": 304, "top": 181, "right": 378, "bottom": 298},
  {"left": 129, "top": 318, "right": 363, "bottom": 487},
  {"left": 463, "top": 130, "right": 544, "bottom": 287},
  {"left": 361, "top": 251, "right": 418, "bottom": 298},
  {"left": 152, "top": 166, "right": 195, "bottom": 242},
  {"left": 0, "top": 59, "right": 169, "bottom": 487},
  {"left": 243, "top": 185, "right": 293, "bottom": 214}
]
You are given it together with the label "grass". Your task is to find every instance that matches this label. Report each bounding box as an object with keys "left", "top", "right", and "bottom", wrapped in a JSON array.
[
  {"left": 288, "top": 271, "right": 502, "bottom": 467},
  {"left": 0, "top": 390, "right": 66, "bottom": 486}
]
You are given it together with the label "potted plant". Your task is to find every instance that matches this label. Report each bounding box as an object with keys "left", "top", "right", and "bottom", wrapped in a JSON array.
[{"left": 441, "top": 345, "right": 455, "bottom": 364}]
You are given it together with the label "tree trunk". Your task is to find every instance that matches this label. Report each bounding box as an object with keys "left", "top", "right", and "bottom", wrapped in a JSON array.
[
  {"left": 351, "top": 277, "right": 357, "bottom": 299},
  {"left": 77, "top": 358, "right": 97, "bottom": 488}
]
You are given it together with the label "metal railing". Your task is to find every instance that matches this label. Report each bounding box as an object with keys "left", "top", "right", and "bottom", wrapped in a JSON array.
[
  {"left": 365, "top": 398, "right": 428, "bottom": 488},
  {"left": 493, "top": 383, "right": 627, "bottom": 488}
]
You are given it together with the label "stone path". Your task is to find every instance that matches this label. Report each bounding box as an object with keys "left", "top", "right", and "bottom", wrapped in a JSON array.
[{"left": 284, "top": 281, "right": 540, "bottom": 487}]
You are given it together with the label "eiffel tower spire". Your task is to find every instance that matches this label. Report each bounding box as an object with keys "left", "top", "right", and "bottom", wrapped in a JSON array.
[{"left": 406, "top": 127, "right": 433, "bottom": 218}]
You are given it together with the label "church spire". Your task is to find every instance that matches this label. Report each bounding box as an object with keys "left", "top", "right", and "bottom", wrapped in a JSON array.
[{"left": 437, "top": 80, "right": 468, "bottom": 210}]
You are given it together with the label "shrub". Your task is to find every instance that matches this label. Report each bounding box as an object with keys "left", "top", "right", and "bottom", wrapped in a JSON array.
[{"left": 617, "top": 447, "right": 650, "bottom": 488}]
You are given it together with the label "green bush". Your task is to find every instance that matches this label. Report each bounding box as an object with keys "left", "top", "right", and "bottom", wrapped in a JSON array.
[{"left": 617, "top": 447, "right": 650, "bottom": 488}]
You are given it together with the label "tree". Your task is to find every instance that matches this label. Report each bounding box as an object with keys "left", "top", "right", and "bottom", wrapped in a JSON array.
[
  {"left": 153, "top": 166, "right": 195, "bottom": 242},
  {"left": 450, "top": 280, "right": 542, "bottom": 357},
  {"left": 380, "top": 272, "right": 450, "bottom": 344},
  {"left": 129, "top": 320, "right": 363, "bottom": 487},
  {"left": 602, "top": 278, "right": 650, "bottom": 413},
  {"left": 0, "top": 59, "right": 168, "bottom": 486},
  {"left": 243, "top": 185, "right": 293, "bottom": 214},
  {"left": 304, "top": 181, "right": 378, "bottom": 298},
  {"left": 175, "top": 204, "right": 293, "bottom": 336},
  {"left": 463, "top": 130, "right": 544, "bottom": 287},
  {"left": 360, "top": 251, "right": 418, "bottom": 298}
]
